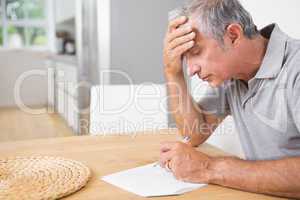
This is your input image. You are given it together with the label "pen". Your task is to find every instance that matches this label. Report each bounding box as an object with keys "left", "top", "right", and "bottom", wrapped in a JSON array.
[{"left": 153, "top": 136, "right": 191, "bottom": 168}]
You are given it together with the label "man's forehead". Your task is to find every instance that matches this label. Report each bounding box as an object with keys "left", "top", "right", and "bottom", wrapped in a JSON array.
[
  {"left": 186, "top": 18, "right": 204, "bottom": 44},
  {"left": 187, "top": 17, "right": 216, "bottom": 45}
]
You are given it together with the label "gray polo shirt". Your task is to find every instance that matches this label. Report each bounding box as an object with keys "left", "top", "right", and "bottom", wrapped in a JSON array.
[{"left": 198, "top": 24, "right": 300, "bottom": 160}]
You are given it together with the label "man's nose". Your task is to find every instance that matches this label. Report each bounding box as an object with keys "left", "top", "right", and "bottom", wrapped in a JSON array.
[{"left": 187, "top": 64, "right": 201, "bottom": 77}]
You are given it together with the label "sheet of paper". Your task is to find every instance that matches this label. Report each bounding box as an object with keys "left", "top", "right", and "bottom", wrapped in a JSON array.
[{"left": 101, "top": 163, "right": 207, "bottom": 197}]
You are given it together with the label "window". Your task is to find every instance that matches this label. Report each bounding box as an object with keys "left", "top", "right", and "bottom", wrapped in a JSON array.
[{"left": 0, "top": 0, "right": 51, "bottom": 49}]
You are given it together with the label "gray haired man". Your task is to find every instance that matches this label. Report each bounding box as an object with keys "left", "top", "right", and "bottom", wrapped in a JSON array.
[{"left": 160, "top": 0, "right": 300, "bottom": 198}]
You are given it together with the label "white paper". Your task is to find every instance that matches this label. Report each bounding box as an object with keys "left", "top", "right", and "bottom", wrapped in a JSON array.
[{"left": 101, "top": 163, "right": 207, "bottom": 197}]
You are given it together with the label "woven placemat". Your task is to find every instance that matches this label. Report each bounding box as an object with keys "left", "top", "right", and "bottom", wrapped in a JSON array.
[{"left": 0, "top": 156, "right": 91, "bottom": 200}]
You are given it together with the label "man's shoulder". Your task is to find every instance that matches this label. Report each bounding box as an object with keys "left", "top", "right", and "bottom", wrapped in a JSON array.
[
  {"left": 283, "top": 38, "right": 300, "bottom": 85},
  {"left": 278, "top": 39, "right": 300, "bottom": 107},
  {"left": 286, "top": 37, "right": 300, "bottom": 57}
]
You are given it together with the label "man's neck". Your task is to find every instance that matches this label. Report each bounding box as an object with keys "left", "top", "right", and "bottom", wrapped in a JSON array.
[{"left": 238, "top": 34, "right": 269, "bottom": 82}]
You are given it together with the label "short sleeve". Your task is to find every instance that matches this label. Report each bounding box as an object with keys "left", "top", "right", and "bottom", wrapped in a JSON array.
[
  {"left": 290, "top": 74, "right": 300, "bottom": 132},
  {"left": 194, "top": 82, "right": 230, "bottom": 118}
]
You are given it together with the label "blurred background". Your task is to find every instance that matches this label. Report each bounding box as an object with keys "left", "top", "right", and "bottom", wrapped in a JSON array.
[{"left": 0, "top": 0, "right": 299, "bottom": 158}]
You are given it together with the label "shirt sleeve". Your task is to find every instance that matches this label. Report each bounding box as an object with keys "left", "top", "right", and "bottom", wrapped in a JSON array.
[
  {"left": 196, "top": 83, "right": 230, "bottom": 118},
  {"left": 290, "top": 74, "right": 300, "bottom": 132}
]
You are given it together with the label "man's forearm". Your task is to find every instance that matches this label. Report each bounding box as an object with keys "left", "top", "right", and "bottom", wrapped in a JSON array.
[
  {"left": 165, "top": 72, "right": 209, "bottom": 145},
  {"left": 165, "top": 72, "right": 199, "bottom": 126},
  {"left": 208, "top": 156, "right": 300, "bottom": 199}
]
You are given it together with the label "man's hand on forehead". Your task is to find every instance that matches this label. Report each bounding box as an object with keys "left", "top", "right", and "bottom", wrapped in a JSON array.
[{"left": 163, "top": 16, "right": 196, "bottom": 76}]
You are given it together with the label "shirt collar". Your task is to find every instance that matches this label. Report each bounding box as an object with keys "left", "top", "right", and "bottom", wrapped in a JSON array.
[{"left": 254, "top": 24, "right": 288, "bottom": 79}]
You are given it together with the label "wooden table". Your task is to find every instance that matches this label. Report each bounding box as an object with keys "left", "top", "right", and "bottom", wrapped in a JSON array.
[{"left": 0, "top": 130, "right": 286, "bottom": 200}]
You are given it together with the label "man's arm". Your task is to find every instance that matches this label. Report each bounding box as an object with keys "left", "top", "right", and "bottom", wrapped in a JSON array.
[
  {"left": 164, "top": 17, "right": 224, "bottom": 147},
  {"left": 165, "top": 73, "right": 223, "bottom": 146},
  {"left": 160, "top": 142, "right": 300, "bottom": 199},
  {"left": 209, "top": 156, "right": 300, "bottom": 199}
]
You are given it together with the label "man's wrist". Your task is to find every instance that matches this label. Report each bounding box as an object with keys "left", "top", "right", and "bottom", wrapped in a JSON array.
[
  {"left": 207, "top": 157, "right": 232, "bottom": 185},
  {"left": 164, "top": 68, "right": 184, "bottom": 81},
  {"left": 188, "top": 133, "right": 207, "bottom": 147}
]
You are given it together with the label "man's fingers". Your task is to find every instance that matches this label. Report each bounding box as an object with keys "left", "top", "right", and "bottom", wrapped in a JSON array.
[
  {"left": 168, "top": 16, "right": 188, "bottom": 32},
  {"left": 159, "top": 150, "right": 174, "bottom": 167},
  {"left": 172, "top": 41, "right": 195, "bottom": 58},
  {"left": 169, "top": 32, "right": 196, "bottom": 50},
  {"left": 166, "top": 26, "right": 193, "bottom": 44},
  {"left": 160, "top": 141, "right": 178, "bottom": 153}
]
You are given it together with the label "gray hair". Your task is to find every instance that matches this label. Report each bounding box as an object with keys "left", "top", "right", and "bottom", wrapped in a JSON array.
[{"left": 183, "top": 0, "right": 258, "bottom": 43}]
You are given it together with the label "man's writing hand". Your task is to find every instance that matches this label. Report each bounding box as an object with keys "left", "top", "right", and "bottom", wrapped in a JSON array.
[{"left": 159, "top": 141, "right": 214, "bottom": 183}]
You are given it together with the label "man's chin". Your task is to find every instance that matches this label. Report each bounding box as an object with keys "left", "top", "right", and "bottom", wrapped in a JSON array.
[{"left": 208, "top": 80, "right": 224, "bottom": 87}]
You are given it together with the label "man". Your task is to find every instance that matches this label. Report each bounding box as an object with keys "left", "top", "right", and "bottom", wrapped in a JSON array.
[{"left": 161, "top": 0, "right": 300, "bottom": 198}]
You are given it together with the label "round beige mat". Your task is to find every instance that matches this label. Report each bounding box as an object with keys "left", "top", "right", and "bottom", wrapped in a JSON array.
[{"left": 0, "top": 156, "right": 91, "bottom": 200}]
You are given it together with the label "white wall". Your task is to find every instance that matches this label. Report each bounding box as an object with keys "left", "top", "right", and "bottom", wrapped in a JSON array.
[
  {"left": 55, "top": 0, "right": 75, "bottom": 24},
  {"left": 240, "top": 0, "right": 300, "bottom": 38},
  {"left": 110, "top": 0, "right": 183, "bottom": 84},
  {"left": 0, "top": 50, "right": 50, "bottom": 107}
]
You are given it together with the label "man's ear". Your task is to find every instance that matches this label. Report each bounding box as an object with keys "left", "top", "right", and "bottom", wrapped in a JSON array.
[{"left": 225, "top": 24, "right": 243, "bottom": 45}]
